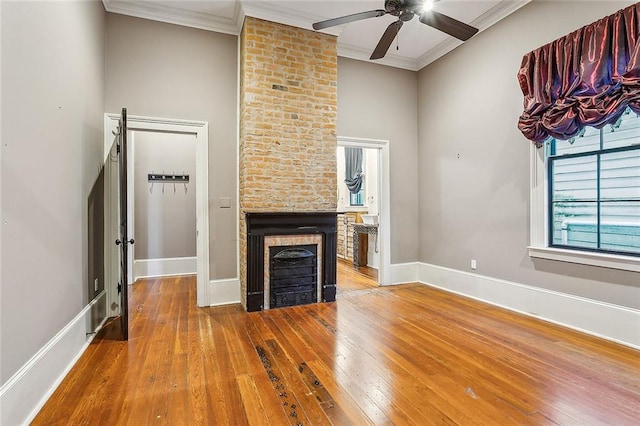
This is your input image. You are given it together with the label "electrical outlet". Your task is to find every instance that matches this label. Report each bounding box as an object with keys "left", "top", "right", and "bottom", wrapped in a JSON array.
[
  {"left": 471, "top": 259, "right": 477, "bottom": 270},
  {"left": 94, "top": 278, "right": 99, "bottom": 292}
]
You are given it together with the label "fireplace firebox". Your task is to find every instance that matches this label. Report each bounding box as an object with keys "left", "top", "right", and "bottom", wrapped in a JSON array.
[
  {"left": 269, "top": 245, "right": 318, "bottom": 308},
  {"left": 245, "top": 212, "right": 337, "bottom": 311}
]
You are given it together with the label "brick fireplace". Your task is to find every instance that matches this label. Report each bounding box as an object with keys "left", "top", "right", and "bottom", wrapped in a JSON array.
[{"left": 239, "top": 17, "right": 338, "bottom": 310}]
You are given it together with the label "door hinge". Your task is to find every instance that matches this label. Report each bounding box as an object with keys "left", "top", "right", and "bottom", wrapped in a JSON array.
[
  {"left": 117, "top": 282, "right": 122, "bottom": 294},
  {"left": 116, "top": 143, "right": 121, "bottom": 154}
]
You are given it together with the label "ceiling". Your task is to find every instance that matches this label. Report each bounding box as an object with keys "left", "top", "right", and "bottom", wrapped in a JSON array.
[{"left": 102, "top": 0, "right": 530, "bottom": 71}]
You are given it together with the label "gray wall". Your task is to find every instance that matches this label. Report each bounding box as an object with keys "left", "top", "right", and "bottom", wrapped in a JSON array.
[
  {"left": 133, "top": 132, "right": 196, "bottom": 260},
  {"left": 337, "top": 57, "right": 419, "bottom": 264},
  {"left": 417, "top": 0, "right": 639, "bottom": 309},
  {"left": 1, "top": 0, "right": 106, "bottom": 384},
  {"left": 105, "top": 13, "right": 238, "bottom": 279}
]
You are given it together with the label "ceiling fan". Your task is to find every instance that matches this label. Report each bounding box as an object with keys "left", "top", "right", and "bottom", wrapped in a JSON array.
[{"left": 312, "top": 0, "right": 479, "bottom": 60}]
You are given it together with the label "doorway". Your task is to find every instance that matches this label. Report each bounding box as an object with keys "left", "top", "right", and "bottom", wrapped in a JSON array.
[
  {"left": 336, "top": 137, "right": 391, "bottom": 289},
  {"left": 131, "top": 132, "right": 197, "bottom": 282},
  {"left": 104, "top": 114, "right": 210, "bottom": 319}
]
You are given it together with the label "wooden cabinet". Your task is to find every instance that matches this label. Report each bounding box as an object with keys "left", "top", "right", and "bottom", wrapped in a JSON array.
[
  {"left": 357, "top": 232, "right": 368, "bottom": 266},
  {"left": 338, "top": 212, "right": 372, "bottom": 268}
]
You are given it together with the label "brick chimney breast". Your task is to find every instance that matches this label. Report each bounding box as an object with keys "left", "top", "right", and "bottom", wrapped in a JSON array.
[{"left": 239, "top": 17, "right": 338, "bottom": 308}]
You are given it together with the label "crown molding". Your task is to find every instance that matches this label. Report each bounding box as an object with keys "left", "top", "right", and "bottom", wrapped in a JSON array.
[
  {"left": 338, "top": 42, "right": 420, "bottom": 71},
  {"left": 473, "top": 0, "right": 532, "bottom": 31},
  {"left": 101, "top": 0, "right": 531, "bottom": 72},
  {"left": 241, "top": 1, "right": 337, "bottom": 35},
  {"left": 102, "top": 0, "right": 243, "bottom": 35},
  {"left": 416, "top": 0, "right": 531, "bottom": 70},
  {"left": 415, "top": 38, "right": 463, "bottom": 70},
  {"left": 243, "top": 0, "right": 531, "bottom": 71}
]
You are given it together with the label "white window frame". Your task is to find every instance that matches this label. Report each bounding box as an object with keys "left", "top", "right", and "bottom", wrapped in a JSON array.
[{"left": 528, "top": 143, "right": 640, "bottom": 272}]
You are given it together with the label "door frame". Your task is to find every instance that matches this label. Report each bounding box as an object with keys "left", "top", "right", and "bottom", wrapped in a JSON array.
[
  {"left": 104, "top": 113, "right": 210, "bottom": 309},
  {"left": 337, "top": 136, "right": 391, "bottom": 285}
]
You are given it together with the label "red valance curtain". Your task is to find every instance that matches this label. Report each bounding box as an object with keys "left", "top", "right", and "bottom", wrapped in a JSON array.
[{"left": 518, "top": 3, "right": 640, "bottom": 145}]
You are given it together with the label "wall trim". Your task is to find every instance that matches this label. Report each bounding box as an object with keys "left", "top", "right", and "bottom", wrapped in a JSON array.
[
  {"left": 209, "top": 278, "right": 241, "bottom": 307},
  {"left": 415, "top": 262, "right": 640, "bottom": 350},
  {"left": 0, "top": 291, "right": 107, "bottom": 425},
  {"left": 102, "top": 0, "right": 242, "bottom": 36},
  {"left": 133, "top": 256, "right": 197, "bottom": 280},
  {"left": 389, "top": 261, "right": 419, "bottom": 285}
]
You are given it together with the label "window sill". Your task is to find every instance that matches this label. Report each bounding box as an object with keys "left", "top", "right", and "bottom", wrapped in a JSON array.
[
  {"left": 528, "top": 246, "right": 640, "bottom": 272},
  {"left": 342, "top": 207, "right": 369, "bottom": 213}
]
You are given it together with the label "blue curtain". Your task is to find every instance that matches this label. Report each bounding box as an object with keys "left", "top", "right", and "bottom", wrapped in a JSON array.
[{"left": 344, "top": 147, "right": 363, "bottom": 194}]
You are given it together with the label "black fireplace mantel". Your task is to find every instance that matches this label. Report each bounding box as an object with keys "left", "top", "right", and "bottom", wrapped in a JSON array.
[{"left": 245, "top": 211, "right": 338, "bottom": 311}]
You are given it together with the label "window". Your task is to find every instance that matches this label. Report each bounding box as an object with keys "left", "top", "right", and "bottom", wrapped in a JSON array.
[
  {"left": 349, "top": 186, "right": 365, "bottom": 207},
  {"left": 545, "top": 108, "right": 640, "bottom": 257},
  {"left": 349, "top": 152, "right": 365, "bottom": 207},
  {"left": 519, "top": 3, "right": 640, "bottom": 271},
  {"left": 337, "top": 145, "right": 366, "bottom": 209}
]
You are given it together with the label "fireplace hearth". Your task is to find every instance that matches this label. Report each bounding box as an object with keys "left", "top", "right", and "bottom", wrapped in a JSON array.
[{"left": 245, "top": 212, "right": 337, "bottom": 311}]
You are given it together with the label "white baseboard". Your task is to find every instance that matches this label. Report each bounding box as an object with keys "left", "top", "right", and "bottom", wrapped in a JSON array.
[
  {"left": 209, "top": 278, "right": 241, "bottom": 306},
  {"left": 416, "top": 262, "right": 640, "bottom": 350},
  {"left": 388, "top": 261, "right": 419, "bottom": 285},
  {"left": 134, "top": 256, "right": 197, "bottom": 280},
  {"left": 0, "top": 291, "right": 108, "bottom": 425}
]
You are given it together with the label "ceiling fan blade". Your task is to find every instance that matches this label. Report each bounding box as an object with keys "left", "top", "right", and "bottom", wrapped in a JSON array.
[
  {"left": 313, "top": 9, "right": 386, "bottom": 30},
  {"left": 419, "top": 10, "right": 478, "bottom": 41},
  {"left": 370, "top": 20, "right": 403, "bottom": 60}
]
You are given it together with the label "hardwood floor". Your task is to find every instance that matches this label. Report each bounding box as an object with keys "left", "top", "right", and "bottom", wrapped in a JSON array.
[
  {"left": 33, "top": 274, "right": 640, "bottom": 425},
  {"left": 336, "top": 258, "right": 378, "bottom": 293}
]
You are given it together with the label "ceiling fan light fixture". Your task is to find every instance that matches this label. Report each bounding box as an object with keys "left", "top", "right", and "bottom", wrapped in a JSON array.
[
  {"left": 312, "top": 0, "right": 478, "bottom": 60},
  {"left": 421, "top": 0, "right": 435, "bottom": 14}
]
